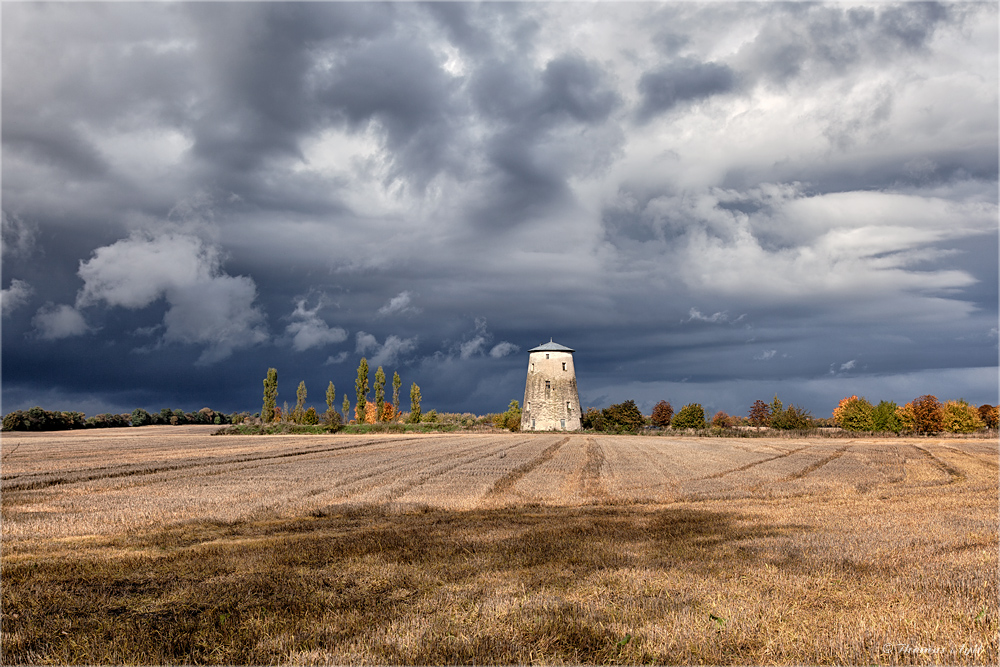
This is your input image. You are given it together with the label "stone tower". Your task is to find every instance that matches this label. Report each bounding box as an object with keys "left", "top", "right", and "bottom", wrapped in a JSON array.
[{"left": 521, "top": 340, "right": 581, "bottom": 431}]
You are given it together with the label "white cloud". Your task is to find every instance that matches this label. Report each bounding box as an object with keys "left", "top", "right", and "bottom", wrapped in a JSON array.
[
  {"left": 32, "top": 303, "right": 89, "bottom": 340},
  {"left": 74, "top": 231, "right": 268, "bottom": 363},
  {"left": 378, "top": 290, "right": 418, "bottom": 316},
  {"left": 489, "top": 341, "right": 520, "bottom": 358},
  {"left": 840, "top": 359, "right": 857, "bottom": 371},
  {"left": 284, "top": 299, "right": 347, "bottom": 352},
  {"left": 355, "top": 332, "right": 418, "bottom": 367},
  {"left": 324, "top": 351, "right": 349, "bottom": 365},
  {"left": 685, "top": 308, "right": 728, "bottom": 323},
  {"left": 372, "top": 334, "right": 418, "bottom": 367},
  {"left": 1, "top": 212, "right": 36, "bottom": 258},
  {"left": 460, "top": 335, "right": 487, "bottom": 360},
  {"left": 754, "top": 349, "right": 777, "bottom": 361},
  {"left": 2, "top": 279, "right": 33, "bottom": 316},
  {"left": 356, "top": 331, "right": 378, "bottom": 355}
]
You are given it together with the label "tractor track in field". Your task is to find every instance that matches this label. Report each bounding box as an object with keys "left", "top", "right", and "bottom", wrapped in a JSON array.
[
  {"left": 1, "top": 436, "right": 439, "bottom": 492},
  {"left": 938, "top": 445, "right": 999, "bottom": 470},
  {"left": 696, "top": 446, "right": 808, "bottom": 481},
  {"left": 579, "top": 438, "right": 608, "bottom": 501},
  {"left": 777, "top": 445, "right": 852, "bottom": 482},
  {"left": 487, "top": 437, "right": 569, "bottom": 498},
  {"left": 348, "top": 438, "right": 542, "bottom": 503},
  {"left": 912, "top": 445, "right": 966, "bottom": 484}
]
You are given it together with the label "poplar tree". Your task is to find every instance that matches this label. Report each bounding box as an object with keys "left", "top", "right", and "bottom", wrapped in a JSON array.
[
  {"left": 355, "top": 358, "right": 369, "bottom": 424},
  {"left": 325, "top": 381, "right": 336, "bottom": 423},
  {"left": 409, "top": 382, "right": 422, "bottom": 423},
  {"left": 293, "top": 381, "right": 307, "bottom": 423},
  {"left": 261, "top": 368, "right": 278, "bottom": 423},
  {"left": 342, "top": 394, "right": 350, "bottom": 424},
  {"left": 374, "top": 366, "right": 386, "bottom": 422},
  {"left": 392, "top": 371, "right": 402, "bottom": 423}
]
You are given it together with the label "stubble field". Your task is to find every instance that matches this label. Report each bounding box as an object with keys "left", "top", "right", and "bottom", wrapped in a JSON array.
[{"left": 2, "top": 426, "right": 997, "bottom": 664}]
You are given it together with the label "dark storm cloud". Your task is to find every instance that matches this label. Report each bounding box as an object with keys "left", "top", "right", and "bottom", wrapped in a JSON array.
[
  {"left": 2, "top": 2, "right": 996, "bottom": 419},
  {"left": 737, "top": 2, "right": 952, "bottom": 84},
  {"left": 635, "top": 59, "right": 737, "bottom": 122},
  {"left": 3, "top": 122, "right": 109, "bottom": 180},
  {"left": 317, "top": 29, "right": 462, "bottom": 188},
  {"left": 468, "top": 53, "right": 622, "bottom": 227}
]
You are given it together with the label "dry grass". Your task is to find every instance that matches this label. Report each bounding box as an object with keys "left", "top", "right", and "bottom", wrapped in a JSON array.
[{"left": 2, "top": 429, "right": 996, "bottom": 664}]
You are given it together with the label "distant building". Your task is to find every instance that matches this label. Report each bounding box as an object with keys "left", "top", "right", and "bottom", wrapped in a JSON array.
[{"left": 521, "top": 340, "right": 581, "bottom": 431}]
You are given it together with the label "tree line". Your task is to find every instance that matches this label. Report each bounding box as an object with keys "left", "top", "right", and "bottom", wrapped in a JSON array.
[
  {"left": 2, "top": 406, "right": 237, "bottom": 432},
  {"left": 253, "top": 357, "right": 423, "bottom": 429},
  {"left": 560, "top": 395, "right": 998, "bottom": 435}
]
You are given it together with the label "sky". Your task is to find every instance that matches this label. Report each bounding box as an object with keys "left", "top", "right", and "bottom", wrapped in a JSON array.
[{"left": 2, "top": 1, "right": 997, "bottom": 420}]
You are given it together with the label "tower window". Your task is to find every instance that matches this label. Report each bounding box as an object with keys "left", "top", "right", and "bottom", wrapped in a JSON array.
[
  {"left": 566, "top": 401, "right": 571, "bottom": 411},
  {"left": 546, "top": 353, "right": 549, "bottom": 359},
  {"left": 562, "top": 362, "right": 566, "bottom": 371}
]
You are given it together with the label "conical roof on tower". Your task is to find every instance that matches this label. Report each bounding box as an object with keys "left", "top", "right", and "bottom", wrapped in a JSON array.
[{"left": 528, "top": 339, "right": 574, "bottom": 353}]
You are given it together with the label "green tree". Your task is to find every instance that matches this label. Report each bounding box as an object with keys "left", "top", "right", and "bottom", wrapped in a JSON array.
[
  {"left": 601, "top": 400, "right": 646, "bottom": 433},
  {"left": 355, "top": 358, "right": 370, "bottom": 424},
  {"left": 392, "top": 371, "right": 402, "bottom": 424},
  {"left": 262, "top": 368, "right": 278, "bottom": 423},
  {"left": 325, "top": 381, "right": 337, "bottom": 424},
  {"left": 374, "top": 366, "right": 386, "bottom": 422},
  {"left": 769, "top": 395, "right": 783, "bottom": 420},
  {"left": 342, "top": 394, "right": 351, "bottom": 424},
  {"left": 672, "top": 403, "right": 707, "bottom": 430},
  {"left": 292, "top": 381, "right": 307, "bottom": 424},
  {"left": 942, "top": 399, "right": 983, "bottom": 433},
  {"left": 871, "top": 400, "right": 901, "bottom": 433},
  {"left": 409, "top": 382, "right": 422, "bottom": 423},
  {"left": 130, "top": 408, "right": 152, "bottom": 427}
]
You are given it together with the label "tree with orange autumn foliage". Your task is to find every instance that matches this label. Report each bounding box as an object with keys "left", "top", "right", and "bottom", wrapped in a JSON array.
[{"left": 910, "top": 395, "right": 943, "bottom": 434}]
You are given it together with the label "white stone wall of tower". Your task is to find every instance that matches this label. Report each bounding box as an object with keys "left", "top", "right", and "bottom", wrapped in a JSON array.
[{"left": 521, "top": 350, "right": 581, "bottom": 431}]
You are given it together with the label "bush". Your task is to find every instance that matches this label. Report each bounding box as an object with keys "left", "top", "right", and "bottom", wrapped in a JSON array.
[
  {"left": 672, "top": 403, "right": 706, "bottom": 430},
  {"left": 651, "top": 401, "right": 673, "bottom": 428},
  {"left": 711, "top": 411, "right": 732, "bottom": 428},
  {"left": 775, "top": 404, "right": 813, "bottom": 430},
  {"left": 421, "top": 409, "right": 438, "bottom": 423},
  {"left": 302, "top": 407, "right": 319, "bottom": 426},
  {"left": 581, "top": 407, "right": 604, "bottom": 431},
  {"left": 601, "top": 400, "right": 645, "bottom": 433},
  {"left": 492, "top": 400, "right": 521, "bottom": 431},
  {"left": 942, "top": 400, "right": 983, "bottom": 433}
]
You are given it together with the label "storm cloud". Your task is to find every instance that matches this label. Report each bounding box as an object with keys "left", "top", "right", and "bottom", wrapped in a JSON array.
[{"left": 2, "top": 2, "right": 996, "bottom": 419}]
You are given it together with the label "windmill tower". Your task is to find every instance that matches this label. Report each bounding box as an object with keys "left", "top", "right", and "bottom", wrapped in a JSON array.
[{"left": 521, "top": 340, "right": 581, "bottom": 431}]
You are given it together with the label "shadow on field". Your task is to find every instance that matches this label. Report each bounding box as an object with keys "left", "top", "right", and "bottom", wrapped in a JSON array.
[{"left": 1, "top": 503, "right": 818, "bottom": 664}]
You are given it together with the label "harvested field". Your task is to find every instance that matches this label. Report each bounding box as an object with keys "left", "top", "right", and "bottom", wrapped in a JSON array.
[{"left": 2, "top": 427, "right": 997, "bottom": 664}]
